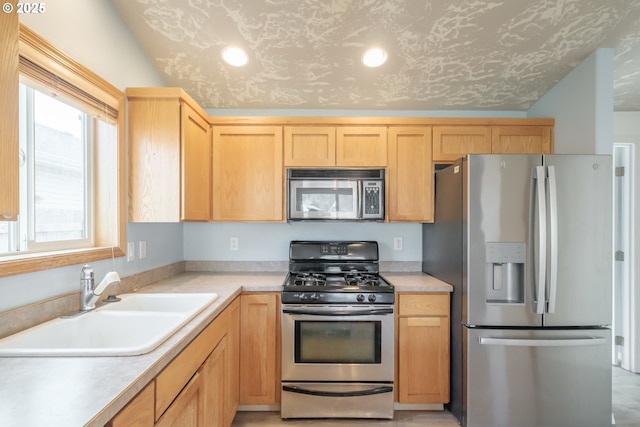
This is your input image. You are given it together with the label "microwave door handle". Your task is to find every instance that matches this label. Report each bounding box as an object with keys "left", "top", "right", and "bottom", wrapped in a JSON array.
[{"left": 357, "top": 180, "right": 363, "bottom": 219}]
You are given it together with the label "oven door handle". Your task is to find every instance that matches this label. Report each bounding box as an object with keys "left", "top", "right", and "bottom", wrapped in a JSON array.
[
  {"left": 282, "top": 308, "right": 394, "bottom": 316},
  {"left": 282, "top": 385, "right": 393, "bottom": 398}
]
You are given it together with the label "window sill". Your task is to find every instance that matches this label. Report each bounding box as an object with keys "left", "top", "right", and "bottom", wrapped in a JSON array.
[{"left": 0, "top": 246, "right": 125, "bottom": 279}]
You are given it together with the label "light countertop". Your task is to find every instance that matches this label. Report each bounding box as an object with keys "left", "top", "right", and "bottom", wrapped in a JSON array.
[{"left": 0, "top": 272, "right": 450, "bottom": 427}]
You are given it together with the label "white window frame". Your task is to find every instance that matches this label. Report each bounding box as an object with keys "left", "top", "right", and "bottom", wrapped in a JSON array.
[{"left": 11, "top": 82, "right": 96, "bottom": 254}]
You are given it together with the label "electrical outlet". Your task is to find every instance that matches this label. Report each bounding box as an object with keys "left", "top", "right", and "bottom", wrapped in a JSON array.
[
  {"left": 139, "top": 240, "right": 147, "bottom": 259},
  {"left": 393, "top": 237, "right": 403, "bottom": 251},
  {"left": 127, "top": 241, "right": 135, "bottom": 262},
  {"left": 230, "top": 237, "right": 239, "bottom": 251}
]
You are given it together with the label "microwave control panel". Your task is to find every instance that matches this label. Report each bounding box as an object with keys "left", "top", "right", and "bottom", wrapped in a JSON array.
[{"left": 363, "top": 181, "right": 383, "bottom": 217}]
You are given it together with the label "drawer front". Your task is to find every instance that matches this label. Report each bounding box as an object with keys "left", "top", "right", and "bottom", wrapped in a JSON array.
[{"left": 398, "top": 293, "right": 450, "bottom": 316}]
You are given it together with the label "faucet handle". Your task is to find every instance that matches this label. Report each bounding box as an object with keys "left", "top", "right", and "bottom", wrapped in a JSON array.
[{"left": 81, "top": 264, "right": 94, "bottom": 280}]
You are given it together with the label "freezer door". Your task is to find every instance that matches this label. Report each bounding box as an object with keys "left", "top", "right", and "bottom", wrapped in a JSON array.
[
  {"left": 542, "top": 155, "right": 612, "bottom": 327},
  {"left": 465, "top": 328, "right": 612, "bottom": 427},
  {"left": 465, "top": 155, "right": 543, "bottom": 327}
]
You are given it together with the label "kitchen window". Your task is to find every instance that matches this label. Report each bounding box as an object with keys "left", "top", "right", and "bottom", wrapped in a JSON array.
[
  {"left": 0, "top": 25, "right": 125, "bottom": 277},
  {"left": 0, "top": 84, "right": 95, "bottom": 254}
]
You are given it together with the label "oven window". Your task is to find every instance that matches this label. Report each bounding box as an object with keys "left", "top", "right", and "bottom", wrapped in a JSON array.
[
  {"left": 294, "top": 321, "right": 381, "bottom": 364},
  {"left": 296, "top": 188, "right": 354, "bottom": 213}
]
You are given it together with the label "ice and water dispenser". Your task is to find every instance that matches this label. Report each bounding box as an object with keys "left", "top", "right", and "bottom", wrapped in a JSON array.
[{"left": 485, "top": 242, "right": 525, "bottom": 304}]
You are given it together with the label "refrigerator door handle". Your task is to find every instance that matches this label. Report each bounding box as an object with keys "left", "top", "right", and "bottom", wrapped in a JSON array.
[
  {"left": 546, "top": 165, "right": 559, "bottom": 313},
  {"left": 531, "top": 166, "right": 547, "bottom": 314},
  {"left": 478, "top": 336, "right": 607, "bottom": 347}
]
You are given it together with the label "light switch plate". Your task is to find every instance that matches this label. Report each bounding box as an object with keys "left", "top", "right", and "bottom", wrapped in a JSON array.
[{"left": 127, "top": 242, "right": 135, "bottom": 262}]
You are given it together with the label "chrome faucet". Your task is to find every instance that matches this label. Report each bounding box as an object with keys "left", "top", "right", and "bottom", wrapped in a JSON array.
[{"left": 80, "top": 264, "right": 121, "bottom": 311}]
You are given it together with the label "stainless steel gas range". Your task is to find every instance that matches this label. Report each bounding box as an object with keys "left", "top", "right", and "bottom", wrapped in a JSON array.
[{"left": 281, "top": 240, "right": 395, "bottom": 420}]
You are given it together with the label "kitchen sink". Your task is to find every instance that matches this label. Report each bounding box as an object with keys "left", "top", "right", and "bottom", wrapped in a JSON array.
[
  {"left": 97, "top": 292, "right": 218, "bottom": 314},
  {"left": 0, "top": 293, "right": 218, "bottom": 357}
]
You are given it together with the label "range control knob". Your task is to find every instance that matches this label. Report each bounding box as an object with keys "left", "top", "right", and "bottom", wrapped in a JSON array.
[
  {"left": 368, "top": 294, "right": 377, "bottom": 303},
  {"left": 356, "top": 294, "right": 365, "bottom": 303}
]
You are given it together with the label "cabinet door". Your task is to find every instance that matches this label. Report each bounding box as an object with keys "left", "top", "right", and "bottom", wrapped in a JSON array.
[
  {"left": 202, "top": 336, "right": 227, "bottom": 427},
  {"left": 336, "top": 126, "right": 387, "bottom": 166},
  {"left": 128, "top": 97, "right": 181, "bottom": 222},
  {"left": 387, "top": 127, "right": 433, "bottom": 222},
  {"left": 181, "top": 103, "right": 212, "bottom": 221},
  {"left": 398, "top": 316, "right": 450, "bottom": 403},
  {"left": 155, "top": 371, "right": 205, "bottom": 427},
  {"left": 0, "top": 11, "right": 20, "bottom": 220},
  {"left": 397, "top": 293, "right": 450, "bottom": 404},
  {"left": 225, "top": 299, "right": 241, "bottom": 426},
  {"left": 432, "top": 126, "right": 491, "bottom": 163},
  {"left": 239, "top": 293, "right": 279, "bottom": 405},
  {"left": 108, "top": 382, "right": 155, "bottom": 427},
  {"left": 212, "top": 126, "right": 283, "bottom": 221},
  {"left": 491, "top": 126, "right": 553, "bottom": 154},
  {"left": 284, "top": 126, "right": 336, "bottom": 166}
]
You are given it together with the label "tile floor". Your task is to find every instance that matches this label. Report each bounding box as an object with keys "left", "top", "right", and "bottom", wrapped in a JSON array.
[{"left": 232, "top": 367, "right": 640, "bottom": 427}]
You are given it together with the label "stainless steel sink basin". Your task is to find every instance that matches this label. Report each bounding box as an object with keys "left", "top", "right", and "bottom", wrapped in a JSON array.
[{"left": 0, "top": 292, "right": 218, "bottom": 357}]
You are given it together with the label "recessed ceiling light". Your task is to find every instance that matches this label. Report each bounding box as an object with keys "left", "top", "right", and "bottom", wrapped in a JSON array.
[
  {"left": 222, "top": 46, "right": 248, "bottom": 67},
  {"left": 362, "top": 48, "right": 387, "bottom": 67}
]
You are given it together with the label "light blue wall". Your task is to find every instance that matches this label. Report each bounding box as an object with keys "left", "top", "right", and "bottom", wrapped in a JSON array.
[
  {"left": 528, "top": 48, "right": 614, "bottom": 155},
  {"left": 184, "top": 222, "right": 422, "bottom": 262}
]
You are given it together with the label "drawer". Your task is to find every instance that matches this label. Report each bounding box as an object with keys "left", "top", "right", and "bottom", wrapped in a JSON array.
[{"left": 398, "top": 293, "right": 450, "bottom": 317}]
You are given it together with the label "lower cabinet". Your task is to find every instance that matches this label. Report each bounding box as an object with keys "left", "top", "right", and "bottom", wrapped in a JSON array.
[
  {"left": 107, "top": 297, "right": 240, "bottom": 427},
  {"left": 239, "top": 293, "right": 280, "bottom": 406},
  {"left": 155, "top": 370, "right": 205, "bottom": 427},
  {"left": 396, "top": 292, "right": 450, "bottom": 404}
]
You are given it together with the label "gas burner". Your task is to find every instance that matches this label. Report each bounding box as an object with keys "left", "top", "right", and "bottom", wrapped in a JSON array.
[
  {"left": 345, "top": 273, "right": 381, "bottom": 287},
  {"left": 293, "top": 273, "right": 326, "bottom": 287}
]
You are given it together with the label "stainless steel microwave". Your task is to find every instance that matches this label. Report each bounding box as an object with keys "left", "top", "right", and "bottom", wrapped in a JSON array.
[{"left": 287, "top": 169, "right": 385, "bottom": 221}]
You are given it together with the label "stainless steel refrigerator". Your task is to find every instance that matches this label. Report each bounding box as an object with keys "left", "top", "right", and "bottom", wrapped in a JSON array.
[{"left": 423, "top": 154, "right": 612, "bottom": 427}]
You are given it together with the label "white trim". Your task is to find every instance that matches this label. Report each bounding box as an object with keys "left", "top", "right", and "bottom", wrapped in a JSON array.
[{"left": 613, "top": 142, "right": 637, "bottom": 372}]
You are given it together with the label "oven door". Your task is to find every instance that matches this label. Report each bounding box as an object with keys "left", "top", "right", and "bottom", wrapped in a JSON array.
[
  {"left": 288, "top": 180, "right": 359, "bottom": 220},
  {"left": 281, "top": 304, "right": 394, "bottom": 382}
]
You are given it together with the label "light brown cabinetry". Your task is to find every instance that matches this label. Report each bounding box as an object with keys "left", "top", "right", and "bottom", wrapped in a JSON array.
[
  {"left": 127, "top": 88, "right": 212, "bottom": 222},
  {"left": 397, "top": 293, "right": 450, "bottom": 404},
  {"left": 432, "top": 126, "right": 492, "bottom": 162},
  {"left": 283, "top": 126, "right": 387, "bottom": 167},
  {"left": 336, "top": 127, "right": 387, "bottom": 166},
  {"left": 107, "top": 382, "right": 155, "bottom": 427},
  {"left": 433, "top": 125, "right": 553, "bottom": 163},
  {"left": 387, "top": 127, "right": 433, "bottom": 222},
  {"left": 155, "top": 370, "right": 205, "bottom": 427},
  {"left": 491, "top": 125, "right": 552, "bottom": 154},
  {"left": 284, "top": 126, "right": 336, "bottom": 166},
  {"left": 0, "top": 11, "right": 19, "bottom": 220},
  {"left": 239, "top": 293, "right": 280, "bottom": 405},
  {"left": 107, "top": 297, "right": 240, "bottom": 427},
  {"left": 212, "top": 126, "right": 283, "bottom": 221}
]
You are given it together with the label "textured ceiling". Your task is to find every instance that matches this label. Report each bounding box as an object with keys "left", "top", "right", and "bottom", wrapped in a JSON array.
[{"left": 111, "top": 0, "right": 640, "bottom": 111}]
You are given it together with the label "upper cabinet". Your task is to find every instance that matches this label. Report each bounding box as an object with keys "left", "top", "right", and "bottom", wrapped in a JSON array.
[
  {"left": 432, "top": 126, "right": 492, "bottom": 162},
  {"left": 284, "top": 126, "right": 336, "bottom": 166},
  {"left": 387, "top": 127, "right": 433, "bottom": 222},
  {"left": 0, "top": 12, "right": 19, "bottom": 221},
  {"left": 127, "top": 88, "right": 212, "bottom": 222},
  {"left": 336, "top": 126, "right": 387, "bottom": 166},
  {"left": 491, "top": 125, "right": 552, "bottom": 154},
  {"left": 433, "top": 122, "right": 554, "bottom": 163},
  {"left": 212, "top": 126, "right": 284, "bottom": 222},
  {"left": 284, "top": 126, "right": 387, "bottom": 167}
]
